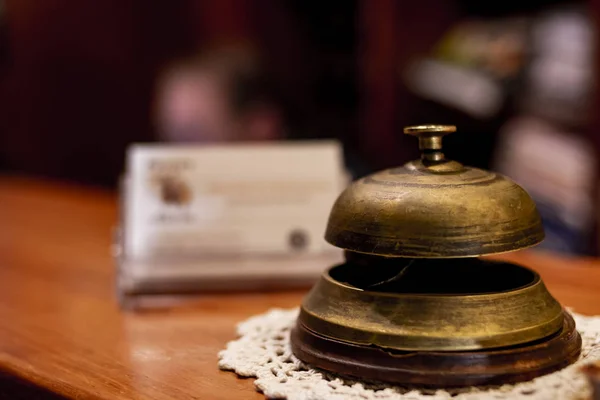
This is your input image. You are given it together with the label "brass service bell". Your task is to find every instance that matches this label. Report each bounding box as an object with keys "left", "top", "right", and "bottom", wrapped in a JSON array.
[{"left": 290, "top": 125, "right": 581, "bottom": 388}]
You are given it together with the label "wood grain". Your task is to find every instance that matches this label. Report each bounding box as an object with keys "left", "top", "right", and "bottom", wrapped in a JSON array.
[{"left": 0, "top": 174, "right": 599, "bottom": 399}]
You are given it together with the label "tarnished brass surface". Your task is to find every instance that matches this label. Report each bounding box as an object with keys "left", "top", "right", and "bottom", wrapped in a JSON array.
[
  {"left": 325, "top": 125, "right": 544, "bottom": 258},
  {"left": 298, "top": 260, "right": 564, "bottom": 351},
  {"left": 292, "top": 124, "right": 576, "bottom": 371},
  {"left": 291, "top": 311, "right": 581, "bottom": 388}
]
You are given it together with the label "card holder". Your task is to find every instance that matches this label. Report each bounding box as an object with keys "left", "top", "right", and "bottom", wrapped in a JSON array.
[{"left": 113, "top": 141, "right": 348, "bottom": 308}]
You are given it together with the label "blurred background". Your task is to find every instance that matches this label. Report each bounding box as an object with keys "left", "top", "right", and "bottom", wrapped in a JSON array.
[{"left": 0, "top": 0, "right": 599, "bottom": 256}]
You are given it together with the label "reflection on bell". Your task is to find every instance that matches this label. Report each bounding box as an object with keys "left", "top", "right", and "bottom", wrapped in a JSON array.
[{"left": 290, "top": 125, "right": 582, "bottom": 388}]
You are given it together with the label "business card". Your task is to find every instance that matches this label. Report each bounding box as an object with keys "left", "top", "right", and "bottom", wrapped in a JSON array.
[{"left": 122, "top": 141, "right": 347, "bottom": 260}]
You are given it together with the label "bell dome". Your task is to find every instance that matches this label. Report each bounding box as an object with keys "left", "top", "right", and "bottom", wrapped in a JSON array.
[{"left": 324, "top": 125, "right": 544, "bottom": 258}]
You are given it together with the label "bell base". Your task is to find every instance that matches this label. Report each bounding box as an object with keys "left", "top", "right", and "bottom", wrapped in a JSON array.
[{"left": 290, "top": 311, "right": 582, "bottom": 388}]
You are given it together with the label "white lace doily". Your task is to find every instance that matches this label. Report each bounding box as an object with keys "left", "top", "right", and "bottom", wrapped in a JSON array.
[{"left": 218, "top": 308, "right": 600, "bottom": 400}]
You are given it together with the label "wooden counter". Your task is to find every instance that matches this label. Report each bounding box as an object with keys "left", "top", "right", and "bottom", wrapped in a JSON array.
[{"left": 0, "top": 175, "right": 599, "bottom": 399}]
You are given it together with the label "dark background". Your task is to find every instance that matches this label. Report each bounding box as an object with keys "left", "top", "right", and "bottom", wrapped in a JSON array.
[{"left": 3, "top": 0, "right": 596, "bottom": 187}]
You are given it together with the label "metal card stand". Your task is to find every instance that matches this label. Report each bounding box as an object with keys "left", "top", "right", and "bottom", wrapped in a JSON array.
[{"left": 113, "top": 142, "right": 347, "bottom": 310}]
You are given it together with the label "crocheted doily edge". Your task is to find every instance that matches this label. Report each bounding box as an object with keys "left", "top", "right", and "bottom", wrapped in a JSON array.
[{"left": 218, "top": 307, "right": 600, "bottom": 400}]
